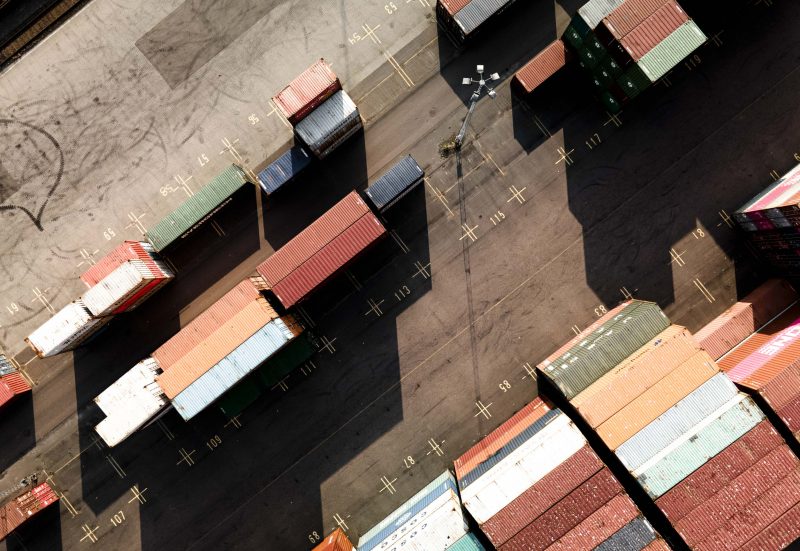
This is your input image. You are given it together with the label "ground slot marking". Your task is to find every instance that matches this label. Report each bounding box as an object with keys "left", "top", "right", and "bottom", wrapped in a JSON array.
[
  {"left": 507, "top": 185, "right": 527, "bottom": 205},
  {"left": 271, "top": 377, "right": 290, "bottom": 392},
  {"left": 555, "top": 147, "right": 574, "bottom": 166},
  {"left": 265, "top": 100, "right": 292, "bottom": 129},
  {"left": 412, "top": 260, "right": 431, "bottom": 279},
  {"left": 300, "top": 360, "right": 317, "bottom": 377},
  {"left": 333, "top": 513, "right": 349, "bottom": 531},
  {"left": 710, "top": 30, "right": 724, "bottom": 47},
  {"left": 364, "top": 298, "right": 385, "bottom": 317},
  {"left": 219, "top": 137, "right": 243, "bottom": 163},
  {"left": 126, "top": 211, "right": 147, "bottom": 235},
  {"left": 31, "top": 287, "right": 56, "bottom": 314},
  {"left": 603, "top": 111, "right": 623, "bottom": 128},
  {"left": 533, "top": 114, "right": 552, "bottom": 138},
  {"left": 105, "top": 455, "right": 126, "bottom": 478},
  {"left": 669, "top": 248, "right": 687, "bottom": 267},
  {"left": 379, "top": 476, "right": 398, "bottom": 495},
  {"left": 521, "top": 362, "right": 536, "bottom": 381},
  {"left": 659, "top": 72, "right": 673, "bottom": 88},
  {"left": 76, "top": 248, "right": 100, "bottom": 268},
  {"left": 620, "top": 286, "right": 634, "bottom": 300},
  {"left": 424, "top": 177, "right": 454, "bottom": 216},
  {"left": 176, "top": 448, "right": 196, "bottom": 467},
  {"left": 157, "top": 419, "right": 175, "bottom": 440},
  {"left": 297, "top": 306, "right": 316, "bottom": 328},
  {"left": 319, "top": 336, "right": 337, "bottom": 354},
  {"left": 383, "top": 52, "right": 414, "bottom": 87},
  {"left": 459, "top": 223, "right": 479, "bottom": 243},
  {"left": 718, "top": 209, "right": 734, "bottom": 228},
  {"left": 174, "top": 174, "right": 194, "bottom": 196},
  {"left": 474, "top": 400, "right": 493, "bottom": 419},
  {"left": 426, "top": 438, "right": 445, "bottom": 457},
  {"left": 390, "top": 230, "right": 410, "bottom": 253},
  {"left": 80, "top": 524, "right": 99, "bottom": 544},
  {"left": 345, "top": 270, "right": 362, "bottom": 290},
  {"left": 693, "top": 278, "right": 716, "bottom": 303},
  {"left": 361, "top": 23, "right": 382, "bottom": 45},
  {"left": 571, "top": 325, "right": 581, "bottom": 336},
  {"left": 770, "top": 169, "right": 781, "bottom": 181},
  {"left": 224, "top": 416, "right": 242, "bottom": 429},
  {"left": 128, "top": 485, "right": 148, "bottom": 504},
  {"left": 60, "top": 492, "right": 79, "bottom": 517}
]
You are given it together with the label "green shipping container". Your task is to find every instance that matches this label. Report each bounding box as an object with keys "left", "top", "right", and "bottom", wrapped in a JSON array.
[
  {"left": 577, "top": 47, "right": 600, "bottom": 70},
  {"left": 145, "top": 165, "right": 250, "bottom": 252},
  {"left": 218, "top": 378, "right": 263, "bottom": 418},
  {"left": 601, "top": 91, "right": 622, "bottom": 114},
  {"left": 570, "top": 13, "right": 591, "bottom": 38},
  {"left": 563, "top": 26, "right": 584, "bottom": 50},
  {"left": 636, "top": 21, "right": 707, "bottom": 83},
  {"left": 258, "top": 332, "right": 317, "bottom": 387},
  {"left": 540, "top": 301, "right": 669, "bottom": 400},
  {"left": 595, "top": 67, "right": 615, "bottom": 88},
  {"left": 605, "top": 57, "right": 624, "bottom": 79},
  {"left": 624, "top": 64, "right": 651, "bottom": 91},
  {"left": 616, "top": 75, "right": 642, "bottom": 99},
  {"left": 449, "top": 533, "right": 486, "bottom": 551}
]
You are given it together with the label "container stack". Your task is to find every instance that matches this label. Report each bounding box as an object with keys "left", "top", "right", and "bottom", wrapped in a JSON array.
[
  {"left": 25, "top": 299, "right": 110, "bottom": 357},
  {"left": 313, "top": 528, "right": 354, "bottom": 551},
  {"left": 0, "top": 354, "right": 31, "bottom": 409},
  {"left": 257, "top": 145, "right": 312, "bottom": 196},
  {"left": 364, "top": 155, "right": 425, "bottom": 213},
  {"left": 81, "top": 257, "right": 173, "bottom": 317},
  {"left": 436, "top": 0, "right": 520, "bottom": 43},
  {"left": 256, "top": 191, "right": 386, "bottom": 309},
  {"left": 0, "top": 483, "right": 58, "bottom": 541},
  {"left": 357, "top": 471, "right": 483, "bottom": 551},
  {"left": 455, "top": 398, "right": 665, "bottom": 550},
  {"left": 514, "top": 39, "right": 570, "bottom": 95},
  {"left": 274, "top": 60, "right": 361, "bottom": 159}
]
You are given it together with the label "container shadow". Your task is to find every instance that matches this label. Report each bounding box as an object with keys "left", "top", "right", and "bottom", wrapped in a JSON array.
[
  {"left": 3, "top": 500, "right": 63, "bottom": 551},
  {"left": 0, "top": 396, "right": 35, "bottom": 474}
]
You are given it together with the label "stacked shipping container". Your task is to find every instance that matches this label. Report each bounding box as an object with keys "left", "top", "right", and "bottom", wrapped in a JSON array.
[
  {"left": 513, "top": 40, "right": 569, "bottom": 94},
  {"left": 81, "top": 258, "right": 173, "bottom": 316},
  {"left": 436, "top": 0, "right": 519, "bottom": 42},
  {"left": 258, "top": 145, "right": 312, "bottom": 195},
  {"left": 0, "top": 354, "right": 31, "bottom": 409},
  {"left": 25, "top": 300, "right": 110, "bottom": 357},
  {"left": 0, "top": 483, "right": 58, "bottom": 541},
  {"left": 273, "top": 59, "right": 341, "bottom": 125},
  {"left": 364, "top": 155, "right": 425, "bottom": 212}
]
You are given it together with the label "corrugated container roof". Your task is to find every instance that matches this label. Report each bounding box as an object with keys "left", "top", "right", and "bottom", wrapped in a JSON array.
[
  {"left": 0, "top": 483, "right": 59, "bottom": 539},
  {"left": 365, "top": 155, "right": 425, "bottom": 211},
  {"left": 1, "top": 373, "right": 30, "bottom": 395},
  {"left": 256, "top": 191, "right": 370, "bottom": 286},
  {"left": 452, "top": 0, "right": 514, "bottom": 36},
  {"left": 636, "top": 20, "right": 707, "bottom": 82},
  {"left": 0, "top": 354, "right": 16, "bottom": 376},
  {"left": 574, "top": 325, "right": 699, "bottom": 427},
  {"left": 619, "top": 0, "right": 689, "bottom": 60},
  {"left": 514, "top": 39, "right": 568, "bottom": 93},
  {"left": 448, "top": 533, "right": 485, "bottom": 551},
  {"left": 80, "top": 241, "right": 158, "bottom": 287},
  {"left": 777, "top": 394, "right": 800, "bottom": 434},
  {"left": 596, "top": 350, "right": 718, "bottom": 450},
  {"left": 480, "top": 445, "right": 604, "bottom": 547},
  {"left": 736, "top": 163, "right": 800, "bottom": 218},
  {"left": 602, "top": 0, "right": 669, "bottom": 39},
  {"left": 172, "top": 317, "right": 299, "bottom": 421},
  {"left": 0, "top": 381, "right": 15, "bottom": 408},
  {"left": 156, "top": 298, "right": 278, "bottom": 398},
  {"left": 760, "top": 364, "right": 800, "bottom": 412},
  {"left": 595, "top": 517, "right": 657, "bottom": 550},
  {"left": 294, "top": 90, "right": 359, "bottom": 153},
  {"left": 145, "top": 165, "right": 249, "bottom": 252},
  {"left": 738, "top": 500, "right": 800, "bottom": 551},
  {"left": 634, "top": 395, "right": 765, "bottom": 499},
  {"left": 674, "top": 444, "right": 798, "bottom": 546},
  {"left": 438, "top": 0, "right": 471, "bottom": 17},
  {"left": 273, "top": 59, "right": 340, "bottom": 122},
  {"left": 642, "top": 539, "right": 671, "bottom": 551},
  {"left": 695, "top": 302, "right": 756, "bottom": 360},
  {"left": 616, "top": 373, "right": 738, "bottom": 471},
  {"left": 501, "top": 468, "right": 623, "bottom": 551},
  {"left": 579, "top": 0, "right": 626, "bottom": 29},
  {"left": 271, "top": 213, "right": 386, "bottom": 308},
  {"left": 81, "top": 259, "right": 172, "bottom": 317},
  {"left": 152, "top": 278, "right": 267, "bottom": 370},
  {"left": 312, "top": 528, "right": 354, "bottom": 551},
  {"left": 546, "top": 494, "right": 640, "bottom": 551},
  {"left": 258, "top": 146, "right": 312, "bottom": 195},
  {"left": 25, "top": 300, "right": 108, "bottom": 357}
]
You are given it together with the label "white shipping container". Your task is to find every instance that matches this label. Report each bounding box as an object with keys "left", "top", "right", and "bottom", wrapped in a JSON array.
[
  {"left": 94, "top": 358, "right": 169, "bottom": 447},
  {"left": 82, "top": 260, "right": 173, "bottom": 317},
  {"left": 578, "top": 0, "right": 625, "bottom": 29},
  {"left": 461, "top": 415, "right": 586, "bottom": 523},
  {"left": 25, "top": 300, "right": 108, "bottom": 357},
  {"left": 294, "top": 90, "right": 361, "bottom": 158}
]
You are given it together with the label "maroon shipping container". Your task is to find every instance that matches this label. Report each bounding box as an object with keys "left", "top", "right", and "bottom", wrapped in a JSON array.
[
  {"left": 0, "top": 373, "right": 31, "bottom": 408},
  {"left": 273, "top": 59, "right": 340, "bottom": 125},
  {"left": 271, "top": 213, "right": 385, "bottom": 308},
  {"left": 482, "top": 445, "right": 604, "bottom": 546},
  {"left": 760, "top": 364, "right": 800, "bottom": 412},
  {"left": 777, "top": 394, "right": 800, "bottom": 435},
  {"left": 500, "top": 468, "right": 622, "bottom": 551},
  {"left": 643, "top": 539, "right": 672, "bottom": 551},
  {"left": 695, "top": 467, "right": 800, "bottom": 551},
  {"left": 675, "top": 445, "right": 799, "bottom": 545},
  {"left": 602, "top": 0, "right": 669, "bottom": 40},
  {"left": 545, "top": 493, "right": 639, "bottom": 551},
  {"left": 256, "top": 191, "right": 370, "bottom": 286},
  {"left": 739, "top": 500, "right": 800, "bottom": 551},
  {"left": 514, "top": 40, "right": 568, "bottom": 94},
  {"left": 619, "top": 1, "right": 689, "bottom": 60},
  {"left": 438, "top": 0, "right": 471, "bottom": 17},
  {"left": 655, "top": 420, "right": 783, "bottom": 522}
]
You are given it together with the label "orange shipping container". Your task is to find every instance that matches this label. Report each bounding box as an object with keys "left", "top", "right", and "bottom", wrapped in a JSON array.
[
  {"left": 596, "top": 350, "right": 718, "bottom": 449},
  {"left": 313, "top": 528, "right": 354, "bottom": 551},
  {"left": 514, "top": 40, "right": 568, "bottom": 94}
]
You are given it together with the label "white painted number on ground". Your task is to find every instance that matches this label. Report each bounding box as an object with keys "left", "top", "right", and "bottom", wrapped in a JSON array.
[
  {"left": 684, "top": 54, "right": 701, "bottom": 71},
  {"left": 594, "top": 305, "right": 607, "bottom": 317},
  {"left": 110, "top": 510, "right": 126, "bottom": 527},
  {"left": 692, "top": 227, "right": 706, "bottom": 239},
  {"left": 248, "top": 114, "right": 260, "bottom": 125},
  {"left": 490, "top": 210, "right": 506, "bottom": 226},
  {"left": 498, "top": 380, "right": 511, "bottom": 392},
  {"left": 6, "top": 303, "right": 18, "bottom": 315},
  {"left": 308, "top": 531, "right": 321, "bottom": 544},
  {"left": 385, "top": 1, "right": 398, "bottom": 13},
  {"left": 206, "top": 435, "right": 222, "bottom": 451},
  {"left": 394, "top": 285, "right": 411, "bottom": 301},
  {"left": 103, "top": 228, "right": 116, "bottom": 240},
  {"left": 403, "top": 455, "right": 415, "bottom": 469},
  {"left": 198, "top": 153, "right": 210, "bottom": 167}
]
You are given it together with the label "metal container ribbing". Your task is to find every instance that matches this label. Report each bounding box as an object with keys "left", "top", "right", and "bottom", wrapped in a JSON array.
[
  {"left": 619, "top": 0, "right": 688, "bottom": 60},
  {"left": 438, "top": 0, "right": 471, "bottom": 17},
  {"left": 294, "top": 90, "right": 361, "bottom": 158},
  {"left": 364, "top": 155, "right": 425, "bottom": 212},
  {"left": 579, "top": 0, "right": 626, "bottom": 29},
  {"left": 452, "top": 0, "right": 515, "bottom": 37},
  {"left": 602, "top": 0, "right": 669, "bottom": 39},
  {"left": 81, "top": 259, "right": 173, "bottom": 317},
  {"left": 273, "top": 59, "right": 340, "bottom": 124},
  {"left": 0, "top": 354, "right": 14, "bottom": 376},
  {"left": 514, "top": 39, "right": 568, "bottom": 93},
  {"left": 642, "top": 539, "right": 671, "bottom": 551},
  {"left": 448, "top": 533, "right": 485, "bottom": 551},
  {"left": 546, "top": 494, "right": 640, "bottom": 551},
  {"left": 761, "top": 365, "right": 800, "bottom": 412},
  {"left": 258, "top": 146, "right": 312, "bottom": 195},
  {"left": 616, "top": 373, "right": 738, "bottom": 471},
  {"left": 738, "top": 500, "right": 800, "bottom": 551},
  {"left": 595, "top": 517, "right": 657, "bottom": 551},
  {"left": 81, "top": 241, "right": 158, "bottom": 286},
  {"left": 145, "top": 165, "right": 249, "bottom": 252},
  {"left": 312, "top": 528, "right": 354, "bottom": 551},
  {"left": 372, "top": 489, "right": 467, "bottom": 551},
  {"left": 634, "top": 395, "right": 765, "bottom": 499},
  {"left": 777, "top": 394, "right": 800, "bottom": 435},
  {"left": 636, "top": 20, "right": 707, "bottom": 82},
  {"left": 25, "top": 300, "right": 108, "bottom": 357}
]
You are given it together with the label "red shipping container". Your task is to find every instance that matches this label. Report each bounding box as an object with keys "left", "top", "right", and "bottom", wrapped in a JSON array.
[
  {"left": 313, "top": 528, "right": 354, "bottom": 551},
  {"left": 759, "top": 364, "right": 800, "bottom": 412},
  {"left": 256, "top": 191, "right": 370, "bottom": 286},
  {"left": 643, "top": 539, "right": 672, "bottom": 551},
  {"left": 0, "top": 483, "right": 58, "bottom": 539},
  {"left": 80, "top": 241, "right": 160, "bottom": 286},
  {"left": 675, "top": 445, "right": 799, "bottom": 545},
  {"left": 602, "top": 0, "right": 669, "bottom": 40},
  {"left": 500, "top": 468, "right": 622, "bottom": 551},
  {"left": 545, "top": 493, "right": 639, "bottom": 551},
  {"left": 696, "top": 467, "right": 800, "bottom": 551},
  {"left": 655, "top": 420, "right": 783, "bottom": 522},
  {"left": 438, "top": 0, "right": 472, "bottom": 17},
  {"left": 273, "top": 59, "right": 340, "bottom": 124},
  {"left": 482, "top": 445, "right": 604, "bottom": 546},
  {"left": 515, "top": 40, "right": 568, "bottom": 93},
  {"left": 1, "top": 372, "right": 31, "bottom": 395},
  {"left": 454, "top": 398, "right": 551, "bottom": 481},
  {"left": 777, "top": 394, "right": 800, "bottom": 434},
  {"left": 619, "top": 1, "right": 689, "bottom": 60},
  {"left": 745, "top": 279, "right": 798, "bottom": 328},
  {"left": 271, "top": 214, "right": 385, "bottom": 308},
  {"left": 739, "top": 500, "right": 800, "bottom": 551}
]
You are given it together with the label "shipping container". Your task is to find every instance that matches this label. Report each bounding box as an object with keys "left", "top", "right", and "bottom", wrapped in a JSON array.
[
  {"left": 546, "top": 494, "right": 639, "bottom": 551},
  {"left": 655, "top": 419, "right": 782, "bottom": 522},
  {"left": 258, "top": 146, "right": 312, "bottom": 195},
  {"left": 94, "top": 358, "right": 169, "bottom": 447},
  {"left": 574, "top": 325, "right": 699, "bottom": 427},
  {"left": 25, "top": 300, "right": 109, "bottom": 357},
  {"left": 295, "top": 90, "right": 361, "bottom": 159},
  {"left": 374, "top": 490, "right": 467, "bottom": 551},
  {"left": 514, "top": 40, "right": 569, "bottom": 94},
  {"left": 0, "top": 373, "right": 30, "bottom": 408},
  {"left": 634, "top": 395, "right": 765, "bottom": 499},
  {"left": 602, "top": 0, "right": 670, "bottom": 40},
  {"left": 313, "top": 528, "right": 354, "bottom": 551},
  {"left": 480, "top": 445, "right": 604, "bottom": 547},
  {"left": 450, "top": 0, "right": 518, "bottom": 40},
  {"left": 0, "top": 483, "right": 58, "bottom": 540},
  {"left": 579, "top": 0, "right": 626, "bottom": 29},
  {"left": 596, "top": 350, "right": 718, "bottom": 450},
  {"left": 642, "top": 539, "right": 671, "bottom": 551},
  {"left": 618, "top": 1, "right": 689, "bottom": 60},
  {"left": 171, "top": 317, "right": 300, "bottom": 421},
  {"left": 270, "top": 213, "right": 386, "bottom": 308},
  {"left": 636, "top": 20, "right": 706, "bottom": 82},
  {"left": 364, "top": 155, "right": 425, "bottom": 212},
  {"left": 145, "top": 165, "right": 250, "bottom": 252},
  {"left": 80, "top": 241, "right": 159, "bottom": 287},
  {"left": 537, "top": 300, "right": 669, "bottom": 400},
  {"left": 735, "top": 163, "right": 800, "bottom": 224},
  {"left": 449, "top": 533, "right": 486, "bottom": 551},
  {"left": 738, "top": 500, "right": 800, "bottom": 551},
  {"left": 500, "top": 468, "right": 622, "bottom": 551},
  {"left": 81, "top": 259, "right": 173, "bottom": 316},
  {"left": 616, "top": 373, "right": 737, "bottom": 471},
  {"left": 595, "top": 517, "right": 657, "bottom": 550},
  {"left": 273, "top": 59, "right": 340, "bottom": 125},
  {"left": 256, "top": 191, "right": 370, "bottom": 286},
  {"left": 437, "top": 0, "right": 471, "bottom": 17},
  {"left": 777, "top": 394, "right": 800, "bottom": 436}
]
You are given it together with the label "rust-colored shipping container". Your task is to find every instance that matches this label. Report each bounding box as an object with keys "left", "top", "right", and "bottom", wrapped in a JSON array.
[
  {"left": 156, "top": 298, "right": 278, "bottom": 398},
  {"left": 777, "top": 394, "right": 800, "bottom": 435},
  {"left": 619, "top": 1, "right": 689, "bottom": 60},
  {"left": 545, "top": 493, "right": 639, "bottom": 551},
  {"left": 313, "top": 528, "right": 354, "bottom": 551},
  {"left": 602, "top": 0, "right": 669, "bottom": 39},
  {"left": 596, "top": 350, "right": 718, "bottom": 449},
  {"left": 152, "top": 278, "right": 267, "bottom": 370},
  {"left": 515, "top": 40, "right": 568, "bottom": 93},
  {"left": 695, "top": 467, "right": 800, "bottom": 551},
  {"left": 454, "top": 398, "right": 551, "bottom": 480},
  {"left": 655, "top": 420, "right": 783, "bottom": 522},
  {"left": 739, "top": 500, "right": 800, "bottom": 551},
  {"left": 270, "top": 213, "right": 386, "bottom": 308},
  {"left": 81, "top": 241, "right": 160, "bottom": 286},
  {"left": 759, "top": 365, "right": 800, "bottom": 411},
  {"left": 273, "top": 59, "right": 340, "bottom": 124},
  {"left": 643, "top": 539, "right": 672, "bottom": 551},
  {"left": 438, "top": 0, "right": 472, "bottom": 17},
  {"left": 481, "top": 445, "right": 603, "bottom": 546},
  {"left": 500, "top": 468, "right": 622, "bottom": 551},
  {"left": 575, "top": 325, "right": 699, "bottom": 427},
  {"left": 675, "top": 445, "right": 799, "bottom": 545},
  {"left": 256, "top": 191, "right": 370, "bottom": 286}
]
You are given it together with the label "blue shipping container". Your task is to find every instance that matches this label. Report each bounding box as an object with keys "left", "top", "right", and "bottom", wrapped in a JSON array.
[
  {"left": 365, "top": 155, "right": 424, "bottom": 212},
  {"left": 258, "top": 146, "right": 312, "bottom": 194}
]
